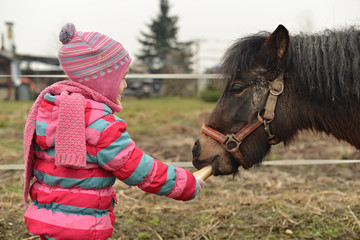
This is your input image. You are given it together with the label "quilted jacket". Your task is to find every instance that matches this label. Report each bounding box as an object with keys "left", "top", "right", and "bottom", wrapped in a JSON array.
[{"left": 24, "top": 93, "right": 199, "bottom": 240}]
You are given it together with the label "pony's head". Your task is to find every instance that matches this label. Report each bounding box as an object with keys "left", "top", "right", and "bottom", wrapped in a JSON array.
[{"left": 192, "top": 25, "right": 291, "bottom": 175}]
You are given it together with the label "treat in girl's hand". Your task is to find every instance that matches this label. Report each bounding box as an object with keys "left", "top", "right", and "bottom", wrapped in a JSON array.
[{"left": 193, "top": 165, "right": 213, "bottom": 181}]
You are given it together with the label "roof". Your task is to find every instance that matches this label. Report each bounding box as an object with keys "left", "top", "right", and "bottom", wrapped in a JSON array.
[
  {"left": 16, "top": 54, "right": 60, "bottom": 66},
  {"left": 0, "top": 50, "right": 14, "bottom": 60}
]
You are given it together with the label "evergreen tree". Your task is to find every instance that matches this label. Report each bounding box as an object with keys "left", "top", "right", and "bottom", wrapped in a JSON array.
[{"left": 137, "top": 0, "right": 193, "bottom": 73}]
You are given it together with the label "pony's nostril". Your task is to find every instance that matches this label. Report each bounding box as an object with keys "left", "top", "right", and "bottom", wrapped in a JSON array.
[{"left": 192, "top": 139, "right": 201, "bottom": 159}]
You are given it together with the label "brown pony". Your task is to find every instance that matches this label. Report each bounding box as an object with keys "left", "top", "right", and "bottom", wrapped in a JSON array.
[{"left": 192, "top": 24, "right": 360, "bottom": 176}]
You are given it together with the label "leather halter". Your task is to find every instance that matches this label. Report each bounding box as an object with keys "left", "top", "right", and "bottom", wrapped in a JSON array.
[{"left": 201, "top": 73, "right": 284, "bottom": 169}]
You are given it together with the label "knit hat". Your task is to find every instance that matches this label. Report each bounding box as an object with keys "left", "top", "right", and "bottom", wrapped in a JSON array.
[{"left": 58, "top": 23, "right": 132, "bottom": 102}]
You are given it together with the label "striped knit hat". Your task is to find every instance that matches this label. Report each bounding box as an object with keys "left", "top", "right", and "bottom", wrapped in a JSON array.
[{"left": 58, "top": 23, "right": 131, "bottom": 102}]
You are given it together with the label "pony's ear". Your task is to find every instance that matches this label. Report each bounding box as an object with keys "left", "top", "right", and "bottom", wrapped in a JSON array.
[
  {"left": 254, "top": 24, "right": 289, "bottom": 67},
  {"left": 266, "top": 24, "right": 289, "bottom": 59}
]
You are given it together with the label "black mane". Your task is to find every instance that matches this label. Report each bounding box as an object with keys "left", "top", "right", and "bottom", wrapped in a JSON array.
[
  {"left": 289, "top": 27, "right": 360, "bottom": 102},
  {"left": 221, "top": 27, "right": 360, "bottom": 103},
  {"left": 220, "top": 32, "right": 268, "bottom": 80}
]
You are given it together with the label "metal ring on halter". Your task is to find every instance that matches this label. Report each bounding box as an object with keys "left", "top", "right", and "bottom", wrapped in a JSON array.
[{"left": 269, "top": 72, "right": 284, "bottom": 96}]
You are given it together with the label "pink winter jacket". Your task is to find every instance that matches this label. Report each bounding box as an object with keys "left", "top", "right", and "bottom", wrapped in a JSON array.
[{"left": 24, "top": 93, "right": 199, "bottom": 239}]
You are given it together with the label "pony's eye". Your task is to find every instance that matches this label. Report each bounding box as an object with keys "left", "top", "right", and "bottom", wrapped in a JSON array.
[{"left": 231, "top": 84, "right": 245, "bottom": 94}]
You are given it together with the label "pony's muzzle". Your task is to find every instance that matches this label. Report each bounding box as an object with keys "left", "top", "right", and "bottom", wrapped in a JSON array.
[
  {"left": 192, "top": 139, "right": 201, "bottom": 161},
  {"left": 192, "top": 139, "right": 218, "bottom": 170}
]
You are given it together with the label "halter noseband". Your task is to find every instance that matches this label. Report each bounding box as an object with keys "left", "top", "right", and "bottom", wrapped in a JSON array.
[{"left": 201, "top": 73, "right": 284, "bottom": 169}]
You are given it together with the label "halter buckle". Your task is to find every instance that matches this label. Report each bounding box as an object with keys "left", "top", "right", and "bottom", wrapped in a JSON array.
[
  {"left": 222, "top": 134, "right": 242, "bottom": 152},
  {"left": 222, "top": 134, "right": 250, "bottom": 168}
]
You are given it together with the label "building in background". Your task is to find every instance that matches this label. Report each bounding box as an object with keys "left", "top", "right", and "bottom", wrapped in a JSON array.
[
  {"left": 0, "top": 48, "right": 13, "bottom": 100},
  {"left": 0, "top": 22, "right": 63, "bottom": 100}
]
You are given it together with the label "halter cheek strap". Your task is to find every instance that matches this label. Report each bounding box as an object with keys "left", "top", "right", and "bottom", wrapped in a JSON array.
[{"left": 201, "top": 73, "right": 284, "bottom": 169}]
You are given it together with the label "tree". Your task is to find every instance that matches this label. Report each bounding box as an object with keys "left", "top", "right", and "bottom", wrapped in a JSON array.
[{"left": 137, "top": 0, "right": 193, "bottom": 73}]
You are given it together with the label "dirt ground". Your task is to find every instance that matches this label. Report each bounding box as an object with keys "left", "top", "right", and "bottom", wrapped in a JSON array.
[{"left": 1, "top": 109, "right": 360, "bottom": 239}]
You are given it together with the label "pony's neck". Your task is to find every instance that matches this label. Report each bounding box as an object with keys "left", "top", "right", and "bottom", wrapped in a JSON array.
[
  {"left": 297, "top": 99, "right": 360, "bottom": 149},
  {"left": 282, "top": 28, "right": 360, "bottom": 149}
]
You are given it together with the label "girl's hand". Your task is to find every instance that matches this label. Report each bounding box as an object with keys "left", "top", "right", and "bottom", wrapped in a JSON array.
[{"left": 195, "top": 178, "right": 205, "bottom": 195}]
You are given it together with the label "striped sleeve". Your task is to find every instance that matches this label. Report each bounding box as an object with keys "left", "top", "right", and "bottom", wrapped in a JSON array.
[
  {"left": 112, "top": 147, "right": 198, "bottom": 201},
  {"left": 94, "top": 116, "right": 135, "bottom": 171},
  {"left": 96, "top": 116, "right": 198, "bottom": 201}
]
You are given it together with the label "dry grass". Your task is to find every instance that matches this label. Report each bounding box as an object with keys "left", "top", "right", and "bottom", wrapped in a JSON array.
[
  {"left": 109, "top": 163, "right": 360, "bottom": 239},
  {"left": 0, "top": 98, "right": 360, "bottom": 239}
]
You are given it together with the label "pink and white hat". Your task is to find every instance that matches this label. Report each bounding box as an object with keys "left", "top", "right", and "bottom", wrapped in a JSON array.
[{"left": 58, "top": 23, "right": 131, "bottom": 102}]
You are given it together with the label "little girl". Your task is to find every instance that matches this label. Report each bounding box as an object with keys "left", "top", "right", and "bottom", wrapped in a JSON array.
[{"left": 23, "top": 23, "right": 204, "bottom": 240}]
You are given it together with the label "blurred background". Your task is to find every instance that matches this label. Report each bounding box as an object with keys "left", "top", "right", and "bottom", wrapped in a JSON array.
[{"left": 0, "top": 0, "right": 359, "bottom": 100}]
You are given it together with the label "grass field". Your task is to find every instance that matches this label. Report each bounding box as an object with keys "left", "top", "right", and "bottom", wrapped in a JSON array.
[{"left": 0, "top": 98, "right": 360, "bottom": 239}]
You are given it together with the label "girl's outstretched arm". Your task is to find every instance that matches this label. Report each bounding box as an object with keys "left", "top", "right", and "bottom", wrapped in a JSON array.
[{"left": 94, "top": 116, "right": 203, "bottom": 201}]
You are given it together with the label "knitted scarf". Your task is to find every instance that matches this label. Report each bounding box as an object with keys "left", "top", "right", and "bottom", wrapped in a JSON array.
[{"left": 24, "top": 80, "right": 122, "bottom": 206}]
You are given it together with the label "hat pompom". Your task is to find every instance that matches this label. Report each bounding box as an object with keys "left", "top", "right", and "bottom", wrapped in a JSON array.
[{"left": 59, "top": 23, "right": 76, "bottom": 44}]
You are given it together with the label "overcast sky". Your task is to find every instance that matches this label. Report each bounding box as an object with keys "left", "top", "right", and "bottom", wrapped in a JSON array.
[{"left": 1, "top": 0, "right": 359, "bottom": 72}]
